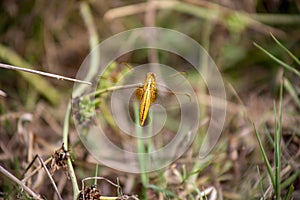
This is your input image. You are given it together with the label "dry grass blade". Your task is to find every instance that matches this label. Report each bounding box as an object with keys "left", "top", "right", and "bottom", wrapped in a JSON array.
[
  {"left": 0, "top": 63, "right": 91, "bottom": 85},
  {"left": 0, "top": 165, "right": 43, "bottom": 200},
  {"left": 21, "top": 155, "right": 63, "bottom": 200}
]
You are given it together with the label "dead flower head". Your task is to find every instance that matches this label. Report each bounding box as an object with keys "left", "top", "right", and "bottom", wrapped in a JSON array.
[{"left": 50, "top": 143, "right": 70, "bottom": 177}]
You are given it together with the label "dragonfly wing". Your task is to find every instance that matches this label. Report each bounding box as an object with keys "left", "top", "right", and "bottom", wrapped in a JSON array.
[
  {"left": 155, "top": 85, "right": 191, "bottom": 109},
  {"left": 136, "top": 87, "right": 144, "bottom": 101},
  {"left": 150, "top": 88, "right": 157, "bottom": 103}
]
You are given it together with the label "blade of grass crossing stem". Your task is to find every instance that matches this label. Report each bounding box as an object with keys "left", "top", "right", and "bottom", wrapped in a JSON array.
[
  {"left": 283, "top": 78, "right": 300, "bottom": 109},
  {"left": 252, "top": 123, "right": 275, "bottom": 188},
  {"left": 63, "top": 103, "right": 80, "bottom": 199},
  {"left": 253, "top": 42, "right": 300, "bottom": 77},
  {"left": 274, "top": 82, "right": 283, "bottom": 199},
  {"left": 270, "top": 33, "right": 300, "bottom": 66}
]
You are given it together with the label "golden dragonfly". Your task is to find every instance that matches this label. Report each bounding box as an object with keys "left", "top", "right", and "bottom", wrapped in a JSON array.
[
  {"left": 136, "top": 72, "right": 157, "bottom": 126},
  {"left": 91, "top": 63, "right": 190, "bottom": 127}
]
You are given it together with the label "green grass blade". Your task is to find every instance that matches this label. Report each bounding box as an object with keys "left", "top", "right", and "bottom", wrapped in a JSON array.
[
  {"left": 283, "top": 185, "right": 294, "bottom": 200},
  {"left": 116, "top": 177, "right": 121, "bottom": 196},
  {"left": 281, "top": 169, "right": 300, "bottom": 190},
  {"left": 182, "top": 162, "right": 211, "bottom": 183},
  {"left": 274, "top": 82, "right": 283, "bottom": 199},
  {"left": 253, "top": 42, "right": 300, "bottom": 77},
  {"left": 273, "top": 102, "right": 277, "bottom": 184},
  {"left": 257, "top": 166, "right": 265, "bottom": 200},
  {"left": 252, "top": 123, "right": 275, "bottom": 188},
  {"left": 270, "top": 33, "right": 300, "bottom": 66},
  {"left": 134, "top": 102, "right": 149, "bottom": 188},
  {"left": 93, "top": 164, "right": 99, "bottom": 185},
  {"left": 63, "top": 103, "right": 80, "bottom": 199},
  {"left": 147, "top": 184, "right": 181, "bottom": 199},
  {"left": 264, "top": 125, "right": 274, "bottom": 147},
  {"left": 283, "top": 78, "right": 300, "bottom": 109}
]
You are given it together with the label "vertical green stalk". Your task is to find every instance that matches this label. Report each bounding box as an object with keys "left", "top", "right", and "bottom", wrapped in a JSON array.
[
  {"left": 253, "top": 123, "right": 275, "bottom": 188},
  {"left": 63, "top": 3, "right": 100, "bottom": 199},
  {"left": 79, "top": 2, "right": 101, "bottom": 194},
  {"left": 63, "top": 103, "right": 80, "bottom": 199},
  {"left": 274, "top": 81, "right": 283, "bottom": 199},
  {"left": 253, "top": 81, "right": 283, "bottom": 199},
  {"left": 74, "top": 1, "right": 100, "bottom": 97},
  {"left": 94, "top": 164, "right": 99, "bottom": 185},
  {"left": 134, "top": 103, "right": 149, "bottom": 199}
]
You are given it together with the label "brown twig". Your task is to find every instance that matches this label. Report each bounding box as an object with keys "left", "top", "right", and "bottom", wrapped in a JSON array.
[
  {"left": 0, "top": 63, "right": 91, "bottom": 85},
  {"left": 22, "top": 157, "right": 52, "bottom": 183},
  {"left": 35, "top": 155, "right": 63, "bottom": 200},
  {"left": 22, "top": 155, "right": 63, "bottom": 200},
  {"left": 0, "top": 165, "right": 43, "bottom": 200}
]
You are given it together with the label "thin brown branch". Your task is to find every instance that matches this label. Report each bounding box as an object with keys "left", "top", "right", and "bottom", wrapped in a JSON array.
[
  {"left": 0, "top": 63, "right": 91, "bottom": 85},
  {"left": 35, "top": 155, "right": 63, "bottom": 200},
  {"left": 22, "top": 157, "right": 52, "bottom": 183},
  {"left": 0, "top": 165, "right": 43, "bottom": 200}
]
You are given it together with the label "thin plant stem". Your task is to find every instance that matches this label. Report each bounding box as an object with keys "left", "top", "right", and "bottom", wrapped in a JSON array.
[
  {"left": 68, "top": 2, "right": 100, "bottom": 198},
  {"left": 22, "top": 157, "right": 52, "bottom": 182},
  {"left": 270, "top": 33, "right": 300, "bottom": 66},
  {"left": 35, "top": 155, "right": 63, "bottom": 200},
  {"left": 283, "top": 185, "right": 294, "bottom": 200},
  {"left": 63, "top": 103, "right": 80, "bottom": 199},
  {"left": 0, "top": 165, "right": 43, "bottom": 200},
  {"left": 0, "top": 44, "right": 60, "bottom": 105},
  {"left": 283, "top": 78, "right": 300, "bottom": 109},
  {"left": 94, "top": 164, "right": 99, "bottom": 186},
  {"left": 252, "top": 123, "right": 275, "bottom": 188},
  {"left": 88, "top": 83, "right": 141, "bottom": 98},
  {"left": 253, "top": 42, "right": 300, "bottom": 77},
  {"left": 281, "top": 169, "right": 300, "bottom": 189},
  {"left": 74, "top": 1, "right": 100, "bottom": 97},
  {"left": 0, "top": 63, "right": 91, "bottom": 85},
  {"left": 134, "top": 102, "right": 149, "bottom": 199},
  {"left": 275, "top": 81, "right": 283, "bottom": 199}
]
